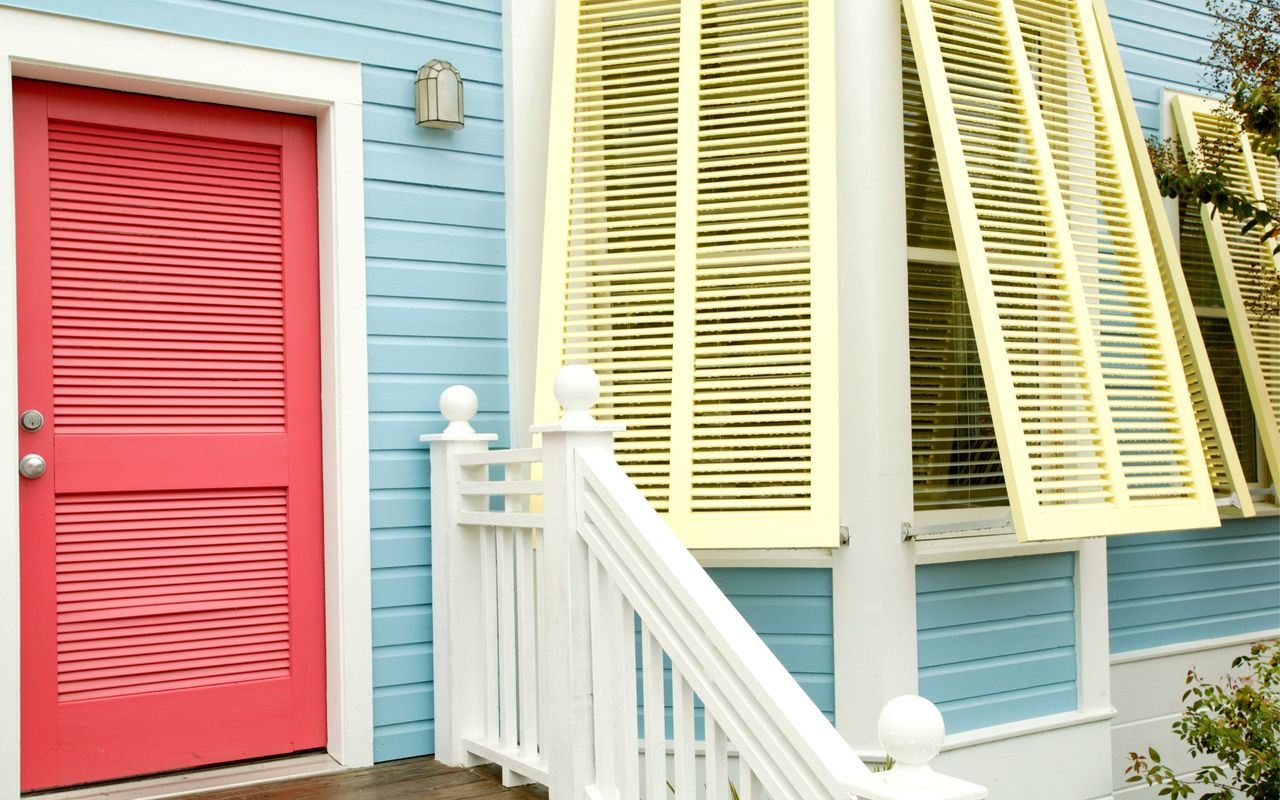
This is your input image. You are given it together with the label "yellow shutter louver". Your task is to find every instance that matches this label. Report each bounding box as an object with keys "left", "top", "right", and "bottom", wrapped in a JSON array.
[
  {"left": 903, "top": 0, "right": 1219, "bottom": 540},
  {"left": 1172, "top": 93, "right": 1280, "bottom": 487},
  {"left": 536, "top": 0, "right": 839, "bottom": 548},
  {"left": 1093, "top": 5, "right": 1255, "bottom": 516}
]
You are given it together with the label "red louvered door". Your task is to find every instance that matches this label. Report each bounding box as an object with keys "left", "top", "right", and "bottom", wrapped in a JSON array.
[{"left": 15, "top": 80, "right": 325, "bottom": 790}]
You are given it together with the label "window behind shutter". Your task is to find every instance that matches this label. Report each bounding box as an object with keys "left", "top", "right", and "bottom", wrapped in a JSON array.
[
  {"left": 903, "top": 0, "right": 1218, "bottom": 540},
  {"left": 536, "top": 0, "right": 839, "bottom": 548},
  {"left": 1171, "top": 94, "right": 1280, "bottom": 486},
  {"left": 904, "top": 23, "right": 1010, "bottom": 513}
]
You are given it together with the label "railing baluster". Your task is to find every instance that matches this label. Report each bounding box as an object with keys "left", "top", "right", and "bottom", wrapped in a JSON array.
[
  {"left": 615, "top": 593, "right": 640, "bottom": 799},
  {"left": 739, "top": 764, "right": 761, "bottom": 800},
  {"left": 515, "top": 512, "right": 539, "bottom": 758},
  {"left": 706, "top": 717, "right": 728, "bottom": 800},
  {"left": 671, "top": 667, "right": 696, "bottom": 798},
  {"left": 480, "top": 526, "right": 500, "bottom": 742},
  {"left": 587, "top": 555, "right": 617, "bottom": 797},
  {"left": 641, "top": 627, "right": 668, "bottom": 800},
  {"left": 496, "top": 523, "right": 518, "bottom": 752}
]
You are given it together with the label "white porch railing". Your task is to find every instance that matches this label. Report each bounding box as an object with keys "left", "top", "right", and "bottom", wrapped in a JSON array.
[{"left": 426, "top": 366, "right": 987, "bottom": 800}]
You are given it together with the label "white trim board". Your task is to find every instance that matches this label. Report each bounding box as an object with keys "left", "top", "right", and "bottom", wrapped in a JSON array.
[
  {"left": 932, "top": 717, "right": 1114, "bottom": 800},
  {"left": 1109, "top": 635, "right": 1267, "bottom": 795},
  {"left": 0, "top": 8, "right": 375, "bottom": 796},
  {"left": 914, "top": 533, "right": 1082, "bottom": 564},
  {"left": 1111, "top": 629, "right": 1280, "bottom": 666}
]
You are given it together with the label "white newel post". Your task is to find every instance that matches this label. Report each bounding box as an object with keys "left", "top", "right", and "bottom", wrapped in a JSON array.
[
  {"left": 424, "top": 386, "right": 498, "bottom": 767},
  {"left": 533, "top": 366, "right": 623, "bottom": 800},
  {"left": 866, "top": 696, "right": 987, "bottom": 800}
]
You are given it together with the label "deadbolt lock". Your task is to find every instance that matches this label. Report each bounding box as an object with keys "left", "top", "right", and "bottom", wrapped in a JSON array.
[{"left": 19, "top": 410, "right": 44, "bottom": 432}]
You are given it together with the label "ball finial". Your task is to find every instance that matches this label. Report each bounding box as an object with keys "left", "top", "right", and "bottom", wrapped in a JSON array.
[
  {"left": 878, "top": 695, "right": 945, "bottom": 778},
  {"left": 439, "top": 384, "right": 479, "bottom": 436},
  {"left": 554, "top": 365, "right": 600, "bottom": 426}
]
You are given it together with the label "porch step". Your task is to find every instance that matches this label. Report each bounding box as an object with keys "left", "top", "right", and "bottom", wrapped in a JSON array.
[
  {"left": 188, "top": 758, "right": 545, "bottom": 800},
  {"left": 28, "top": 758, "right": 544, "bottom": 800}
]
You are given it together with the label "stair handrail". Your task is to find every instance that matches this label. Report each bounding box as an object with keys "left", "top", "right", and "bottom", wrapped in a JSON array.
[{"left": 428, "top": 366, "right": 987, "bottom": 800}]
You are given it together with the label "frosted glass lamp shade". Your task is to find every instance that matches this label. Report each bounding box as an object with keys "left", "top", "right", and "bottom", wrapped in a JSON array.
[{"left": 415, "top": 59, "right": 464, "bottom": 130}]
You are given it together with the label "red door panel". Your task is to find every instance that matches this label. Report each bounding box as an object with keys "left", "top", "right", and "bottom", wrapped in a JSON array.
[{"left": 16, "top": 79, "right": 325, "bottom": 791}]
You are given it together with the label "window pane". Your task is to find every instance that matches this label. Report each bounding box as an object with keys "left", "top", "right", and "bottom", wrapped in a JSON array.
[
  {"left": 908, "top": 259, "right": 1009, "bottom": 510},
  {"left": 1200, "top": 317, "right": 1261, "bottom": 483},
  {"left": 1179, "top": 196, "right": 1260, "bottom": 483},
  {"left": 1179, "top": 196, "right": 1226, "bottom": 309}
]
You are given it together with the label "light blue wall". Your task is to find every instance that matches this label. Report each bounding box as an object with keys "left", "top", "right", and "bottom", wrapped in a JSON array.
[
  {"left": 709, "top": 569, "right": 835, "bottom": 722},
  {"left": 1109, "top": 518, "right": 1280, "bottom": 653},
  {"left": 639, "top": 569, "right": 834, "bottom": 740},
  {"left": 0, "top": 0, "right": 508, "bottom": 762},
  {"left": 1106, "top": 0, "right": 1215, "bottom": 137},
  {"left": 917, "top": 554, "right": 1078, "bottom": 734}
]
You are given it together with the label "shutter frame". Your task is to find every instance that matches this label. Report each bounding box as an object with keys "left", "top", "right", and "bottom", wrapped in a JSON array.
[
  {"left": 1093, "top": 4, "right": 1255, "bottom": 517},
  {"left": 1171, "top": 93, "right": 1280, "bottom": 487},
  {"left": 904, "top": 0, "right": 1219, "bottom": 540},
  {"left": 535, "top": 0, "right": 840, "bottom": 549}
]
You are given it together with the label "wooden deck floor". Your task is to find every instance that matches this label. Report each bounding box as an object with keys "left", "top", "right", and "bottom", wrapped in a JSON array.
[{"left": 178, "top": 758, "right": 546, "bottom": 800}]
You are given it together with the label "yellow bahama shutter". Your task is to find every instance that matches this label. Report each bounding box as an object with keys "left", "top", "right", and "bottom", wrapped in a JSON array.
[
  {"left": 535, "top": 0, "right": 839, "bottom": 548},
  {"left": 903, "top": 0, "right": 1219, "bottom": 540},
  {"left": 1171, "top": 93, "right": 1280, "bottom": 488},
  {"left": 1094, "top": 4, "right": 1255, "bottom": 516}
]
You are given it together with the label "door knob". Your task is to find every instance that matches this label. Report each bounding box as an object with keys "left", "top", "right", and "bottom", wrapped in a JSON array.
[{"left": 19, "top": 454, "right": 46, "bottom": 480}]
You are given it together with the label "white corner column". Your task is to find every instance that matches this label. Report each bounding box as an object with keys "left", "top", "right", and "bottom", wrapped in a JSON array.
[
  {"left": 1076, "top": 539, "right": 1113, "bottom": 717},
  {"left": 503, "top": 0, "right": 557, "bottom": 443},
  {"left": 831, "top": 0, "right": 919, "bottom": 755}
]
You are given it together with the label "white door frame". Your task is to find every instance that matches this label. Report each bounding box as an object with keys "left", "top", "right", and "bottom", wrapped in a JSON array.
[{"left": 0, "top": 8, "right": 375, "bottom": 794}]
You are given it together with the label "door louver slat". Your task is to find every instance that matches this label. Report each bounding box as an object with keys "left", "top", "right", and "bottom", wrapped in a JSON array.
[
  {"left": 48, "top": 123, "right": 285, "bottom": 436},
  {"left": 54, "top": 488, "right": 291, "bottom": 703}
]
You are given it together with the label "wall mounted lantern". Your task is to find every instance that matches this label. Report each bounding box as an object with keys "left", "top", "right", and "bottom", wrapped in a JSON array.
[{"left": 416, "top": 60, "right": 464, "bottom": 130}]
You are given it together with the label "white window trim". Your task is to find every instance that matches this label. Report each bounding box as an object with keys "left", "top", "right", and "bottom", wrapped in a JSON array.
[
  {"left": 0, "top": 8, "right": 375, "bottom": 793},
  {"left": 1111, "top": 628, "right": 1280, "bottom": 666},
  {"left": 913, "top": 537, "right": 1113, "bottom": 741}
]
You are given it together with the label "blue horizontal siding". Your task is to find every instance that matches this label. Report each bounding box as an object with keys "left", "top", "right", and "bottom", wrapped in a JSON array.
[
  {"left": 917, "top": 554, "right": 1078, "bottom": 734},
  {"left": 1105, "top": 0, "right": 1216, "bottom": 136},
  {"left": 1108, "top": 517, "right": 1280, "bottom": 653},
  {"left": 638, "top": 568, "right": 834, "bottom": 740},
  {"left": 710, "top": 568, "right": 835, "bottom": 721},
  {"left": 0, "top": 0, "right": 508, "bottom": 762}
]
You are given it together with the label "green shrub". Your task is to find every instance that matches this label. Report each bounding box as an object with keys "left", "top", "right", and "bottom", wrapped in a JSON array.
[{"left": 1124, "top": 639, "right": 1279, "bottom": 799}]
